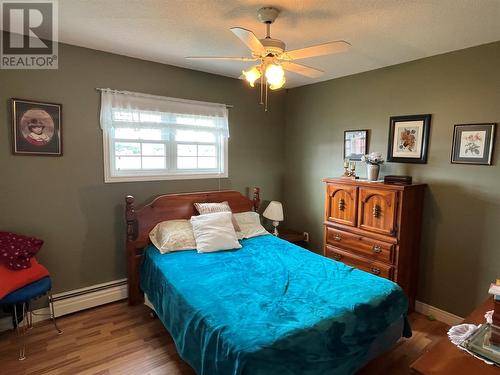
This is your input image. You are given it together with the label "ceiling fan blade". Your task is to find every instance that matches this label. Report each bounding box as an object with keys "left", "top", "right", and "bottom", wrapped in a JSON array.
[
  {"left": 282, "top": 61, "right": 324, "bottom": 78},
  {"left": 230, "top": 27, "right": 265, "bottom": 55},
  {"left": 186, "top": 56, "right": 258, "bottom": 62},
  {"left": 284, "top": 40, "right": 351, "bottom": 60}
]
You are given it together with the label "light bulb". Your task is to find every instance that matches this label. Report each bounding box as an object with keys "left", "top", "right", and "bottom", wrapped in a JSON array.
[
  {"left": 242, "top": 66, "right": 261, "bottom": 87},
  {"left": 269, "top": 75, "right": 286, "bottom": 90},
  {"left": 265, "top": 64, "right": 285, "bottom": 86}
]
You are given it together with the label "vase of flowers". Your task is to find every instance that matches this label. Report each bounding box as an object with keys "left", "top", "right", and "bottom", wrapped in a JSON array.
[{"left": 361, "top": 152, "right": 384, "bottom": 181}]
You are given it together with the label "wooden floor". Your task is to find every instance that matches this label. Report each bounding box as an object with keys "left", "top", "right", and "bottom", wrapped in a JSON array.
[{"left": 0, "top": 301, "right": 448, "bottom": 375}]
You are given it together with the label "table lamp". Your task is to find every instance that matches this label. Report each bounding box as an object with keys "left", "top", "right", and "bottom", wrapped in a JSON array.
[{"left": 263, "top": 201, "right": 284, "bottom": 236}]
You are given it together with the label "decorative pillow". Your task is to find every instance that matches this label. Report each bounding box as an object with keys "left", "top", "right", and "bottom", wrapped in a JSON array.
[
  {"left": 194, "top": 201, "right": 241, "bottom": 232},
  {"left": 190, "top": 212, "right": 242, "bottom": 253},
  {"left": 233, "top": 211, "right": 269, "bottom": 239},
  {"left": 149, "top": 220, "right": 197, "bottom": 254},
  {"left": 0, "top": 231, "right": 44, "bottom": 270}
]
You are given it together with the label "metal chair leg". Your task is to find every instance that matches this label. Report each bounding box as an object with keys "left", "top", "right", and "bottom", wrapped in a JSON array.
[
  {"left": 27, "top": 302, "right": 33, "bottom": 330},
  {"left": 9, "top": 291, "right": 62, "bottom": 360},
  {"left": 14, "top": 303, "right": 26, "bottom": 361},
  {"left": 48, "top": 293, "right": 62, "bottom": 335}
]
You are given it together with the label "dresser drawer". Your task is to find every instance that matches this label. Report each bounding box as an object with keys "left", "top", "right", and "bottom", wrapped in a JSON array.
[
  {"left": 325, "top": 227, "right": 394, "bottom": 263},
  {"left": 325, "top": 245, "right": 394, "bottom": 280}
]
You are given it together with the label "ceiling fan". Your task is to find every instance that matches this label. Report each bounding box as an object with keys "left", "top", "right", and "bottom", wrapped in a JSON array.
[{"left": 186, "top": 7, "right": 351, "bottom": 110}]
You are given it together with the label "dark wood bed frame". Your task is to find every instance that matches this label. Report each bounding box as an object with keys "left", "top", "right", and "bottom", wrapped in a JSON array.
[{"left": 125, "top": 188, "right": 261, "bottom": 305}]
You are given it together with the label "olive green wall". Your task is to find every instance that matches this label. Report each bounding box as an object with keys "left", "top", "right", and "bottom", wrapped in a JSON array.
[
  {"left": 283, "top": 41, "right": 500, "bottom": 317},
  {"left": 0, "top": 40, "right": 285, "bottom": 293},
  {"left": 2, "top": 35, "right": 498, "bottom": 317}
]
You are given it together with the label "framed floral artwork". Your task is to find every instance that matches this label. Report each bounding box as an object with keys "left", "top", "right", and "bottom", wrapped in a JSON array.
[
  {"left": 451, "top": 123, "right": 496, "bottom": 165},
  {"left": 387, "top": 114, "right": 431, "bottom": 164},
  {"left": 11, "top": 98, "right": 62, "bottom": 156},
  {"left": 343, "top": 129, "right": 368, "bottom": 161}
]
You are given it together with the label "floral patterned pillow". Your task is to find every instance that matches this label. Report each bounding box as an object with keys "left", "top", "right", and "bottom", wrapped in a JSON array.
[
  {"left": 149, "top": 220, "right": 197, "bottom": 254},
  {"left": 0, "top": 232, "right": 44, "bottom": 270}
]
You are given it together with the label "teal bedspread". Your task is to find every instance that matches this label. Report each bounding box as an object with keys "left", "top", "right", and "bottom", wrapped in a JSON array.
[{"left": 141, "top": 234, "right": 410, "bottom": 375}]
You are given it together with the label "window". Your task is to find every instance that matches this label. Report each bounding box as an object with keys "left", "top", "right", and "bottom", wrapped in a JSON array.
[{"left": 99, "top": 90, "right": 229, "bottom": 182}]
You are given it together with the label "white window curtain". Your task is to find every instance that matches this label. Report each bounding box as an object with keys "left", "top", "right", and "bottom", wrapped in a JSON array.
[
  {"left": 98, "top": 89, "right": 230, "bottom": 183},
  {"left": 99, "top": 89, "right": 229, "bottom": 137}
]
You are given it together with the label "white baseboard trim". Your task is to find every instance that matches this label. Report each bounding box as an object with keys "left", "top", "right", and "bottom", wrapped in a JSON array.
[
  {"left": 415, "top": 300, "right": 463, "bottom": 326},
  {"left": 0, "top": 278, "right": 128, "bottom": 332}
]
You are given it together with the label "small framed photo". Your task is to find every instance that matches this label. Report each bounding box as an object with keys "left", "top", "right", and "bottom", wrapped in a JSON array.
[
  {"left": 451, "top": 123, "right": 496, "bottom": 165},
  {"left": 11, "top": 98, "right": 62, "bottom": 156},
  {"left": 387, "top": 114, "right": 431, "bottom": 164},
  {"left": 344, "top": 129, "right": 368, "bottom": 161}
]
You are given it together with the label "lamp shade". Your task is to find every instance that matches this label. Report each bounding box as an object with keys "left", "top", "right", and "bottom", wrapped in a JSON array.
[{"left": 263, "top": 201, "right": 284, "bottom": 221}]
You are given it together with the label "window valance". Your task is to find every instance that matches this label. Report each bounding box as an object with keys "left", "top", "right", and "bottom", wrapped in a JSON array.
[{"left": 99, "top": 89, "right": 229, "bottom": 137}]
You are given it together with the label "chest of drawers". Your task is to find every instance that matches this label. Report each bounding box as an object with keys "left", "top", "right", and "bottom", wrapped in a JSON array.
[{"left": 323, "top": 178, "right": 426, "bottom": 310}]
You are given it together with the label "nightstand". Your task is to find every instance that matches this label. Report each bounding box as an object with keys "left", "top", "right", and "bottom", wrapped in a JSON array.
[{"left": 278, "top": 229, "right": 308, "bottom": 248}]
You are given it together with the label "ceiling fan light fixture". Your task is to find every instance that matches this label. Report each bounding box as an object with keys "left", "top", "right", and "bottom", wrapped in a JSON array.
[
  {"left": 185, "top": 6, "right": 352, "bottom": 111},
  {"left": 269, "top": 75, "right": 286, "bottom": 90},
  {"left": 242, "top": 65, "right": 262, "bottom": 87},
  {"left": 264, "top": 63, "right": 285, "bottom": 86}
]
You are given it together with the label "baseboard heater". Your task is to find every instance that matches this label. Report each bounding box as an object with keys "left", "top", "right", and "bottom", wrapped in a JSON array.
[
  {"left": 0, "top": 278, "right": 129, "bottom": 332},
  {"left": 51, "top": 278, "right": 128, "bottom": 317}
]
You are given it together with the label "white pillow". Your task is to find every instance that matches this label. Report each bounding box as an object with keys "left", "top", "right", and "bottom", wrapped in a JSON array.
[
  {"left": 149, "top": 220, "right": 197, "bottom": 254},
  {"left": 193, "top": 201, "right": 241, "bottom": 232},
  {"left": 233, "top": 211, "right": 269, "bottom": 239},
  {"left": 190, "top": 212, "right": 242, "bottom": 253}
]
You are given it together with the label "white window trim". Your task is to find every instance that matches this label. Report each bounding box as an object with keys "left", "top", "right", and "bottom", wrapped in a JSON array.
[{"left": 102, "top": 131, "right": 228, "bottom": 183}]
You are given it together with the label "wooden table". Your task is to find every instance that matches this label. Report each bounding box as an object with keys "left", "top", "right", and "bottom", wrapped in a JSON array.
[
  {"left": 411, "top": 297, "right": 499, "bottom": 374},
  {"left": 278, "top": 229, "right": 308, "bottom": 247}
]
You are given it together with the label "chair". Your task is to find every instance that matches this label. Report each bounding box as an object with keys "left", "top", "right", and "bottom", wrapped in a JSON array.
[{"left": 0, "top": 276, "right": 62, "bottom": 360}]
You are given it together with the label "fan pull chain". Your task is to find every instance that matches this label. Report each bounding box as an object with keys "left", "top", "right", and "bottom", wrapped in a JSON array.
[
  {"left": 260, "top": 70, "right": 264, "bottom": 105},
  {"left": 265, "top": 81, "right": 268, "bottom": 112}
]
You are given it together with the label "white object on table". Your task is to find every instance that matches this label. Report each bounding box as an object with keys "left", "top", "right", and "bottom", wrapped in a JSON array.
[
  {"left": 448, "top": 323, "right": 495, "bottom": 365},
  {"left": 448, "top": 324, "right": 478, "bottom": 345},
  {"left": 263, "top": 201, "right": 284, "bottom": 236}
]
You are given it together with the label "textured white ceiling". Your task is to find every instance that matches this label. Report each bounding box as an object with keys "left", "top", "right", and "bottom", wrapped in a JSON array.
[{"left": 57, "top": 0, "right": 500, "bottom": 88}]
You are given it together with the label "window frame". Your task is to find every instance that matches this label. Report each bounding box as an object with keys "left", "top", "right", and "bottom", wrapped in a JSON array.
[{"left": 102, "top": 122, "right": 228, "bottom": 184}]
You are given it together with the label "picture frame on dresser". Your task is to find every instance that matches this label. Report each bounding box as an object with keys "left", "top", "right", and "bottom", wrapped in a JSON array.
[
  {"left": 451, "top": 123, "right": 496, "bottom": 165},
  {"left": 344, "top": 129, "right": 368, "bottom": 161},
  {"left": 387, "top": 114, "right": 431, "bottom": 164}
]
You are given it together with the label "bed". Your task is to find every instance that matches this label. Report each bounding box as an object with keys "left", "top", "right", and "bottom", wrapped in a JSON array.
[{"left": 125, "top": 189, "right": 411, "bottom": 375}]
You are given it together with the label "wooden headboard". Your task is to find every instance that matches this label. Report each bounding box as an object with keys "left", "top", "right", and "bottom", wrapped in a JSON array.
[{"left": 125, "top": 188, "right": 261, "bottom": 305}]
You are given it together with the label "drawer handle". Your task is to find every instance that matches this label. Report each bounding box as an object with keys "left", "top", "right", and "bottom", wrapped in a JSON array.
[
  {"left": 333, "top": 234, "right": 342, "bottom": 241},
  {"left": 371, "top": 267, "right": 381, "bottom": 275},
  {"left": 338, "top": 198, "right": 346, "bottom": 211},
  {"left": 372, "top": 205, "right": 381, "bottom": 218},
  {"left": 373, "top": 245, "right": 382, "bottom": 254},
  {"left": 333, "top": 253, "right": 342, "bottom": 261}
]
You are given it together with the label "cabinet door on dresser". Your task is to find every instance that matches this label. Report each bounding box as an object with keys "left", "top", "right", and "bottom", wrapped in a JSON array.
[
  {"left": 325, "top": 184, "right": 357, "bottom": 226},
  {"left": 358, "top": 188, "right": 398, "bottom": 236}
]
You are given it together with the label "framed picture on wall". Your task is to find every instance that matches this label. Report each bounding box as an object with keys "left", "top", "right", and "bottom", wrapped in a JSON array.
[
  {"left": 451, "top": 123, "right": 496, "bottom": 165},
  {"left": 11, "top": 98, "right": 62, "bottom": 156},
  {"left": 344, "top": 129, "right": 368, "bottom": 161},
  {"left": 387, "top": 114, "right": 431, "bottom": 163}
]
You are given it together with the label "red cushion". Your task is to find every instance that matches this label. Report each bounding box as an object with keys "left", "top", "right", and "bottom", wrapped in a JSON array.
[
  {"left": 0, "top": 258, "right": 50, "bottom": 299},
  {"left": 0, "top": 231, "right": 43, "bottom": 270}
]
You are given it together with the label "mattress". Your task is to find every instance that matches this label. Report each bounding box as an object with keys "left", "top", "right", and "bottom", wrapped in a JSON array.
[{"left": 141, "top": 234, "right": 411, "bottom": 375}]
